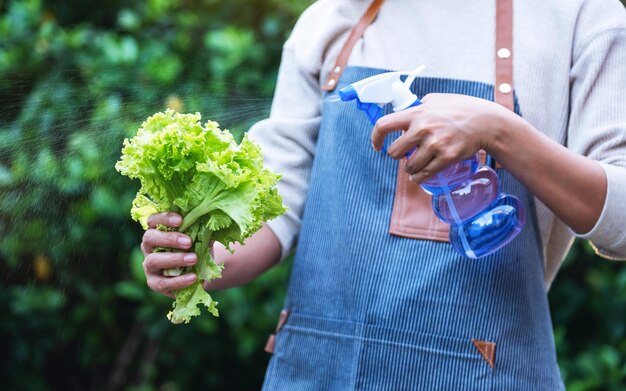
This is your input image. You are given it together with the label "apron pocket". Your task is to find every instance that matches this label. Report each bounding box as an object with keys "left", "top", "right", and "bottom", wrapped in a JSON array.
[
  {"left": 262, "top": 317, "right": 494, "bottom": 391},
  {"left": 355, "top": 329, "right": 494, "bottom": 391},
  {"left": 262, "top": 325, "right": 360, "bottom": 391}
]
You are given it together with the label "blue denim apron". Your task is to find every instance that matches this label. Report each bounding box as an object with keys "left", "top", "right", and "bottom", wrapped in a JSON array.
[{"left": 262, "top": 67, "right": 564, "bottom": 390}]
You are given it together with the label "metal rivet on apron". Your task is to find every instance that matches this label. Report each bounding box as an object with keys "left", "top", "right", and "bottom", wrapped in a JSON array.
[
  {"left": 498, "top": 83, "right": 512, "bottom": 94},
  {"left": 334, "top": 66, "right": 342, "bottom": 73},
  {"left": 497, "top": 48, "right": 511, "bottom": 59},
  {"left": 327, "top": 79, "right": 336, "bottom": 87}
]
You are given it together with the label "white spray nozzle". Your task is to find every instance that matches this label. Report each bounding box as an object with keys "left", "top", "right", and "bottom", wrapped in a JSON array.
[
  {"left": 404, "top": 65, "right": 426, "bottom": 89},
  {"left": 339, "top": 65, "right": 426, "bottom": 111},
  {"left": 391, "top": 81, "right": 418, "bottom": 111},
  {"left": 391, "top": 65, "right": 426, "bottom": 111}
]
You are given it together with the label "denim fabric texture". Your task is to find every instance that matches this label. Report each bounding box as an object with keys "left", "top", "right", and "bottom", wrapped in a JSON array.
[{"left": 262, "top": 67, "right": 565, "bottom": 390}]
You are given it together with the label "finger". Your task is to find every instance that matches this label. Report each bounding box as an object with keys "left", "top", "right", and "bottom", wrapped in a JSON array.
[
  {"left": 147, "top": 212, "right": 183, "bottom": 229},
  {"left": 146, "top": 273, "right": 197, "bottom": 296},
  {"left": 143, "top": 252, "right": 197, "bottom": 275},
  {"left": 403, "top": 143, "right": 435, "bottom": 177},
  {"left": 407, "top": 154, "right": 452, "bottom": 184},
  {"left": 141, "top": 241, "right": 150, "bottom": 256},
  {"left": 142, "top": 229, "right": 192, "bottom": 253},
  {"left": 371, "top": 110, "right": 414, "bottom": 151},
  {"left": 387, "top": 127, "right": 430, "bottom": 160}
]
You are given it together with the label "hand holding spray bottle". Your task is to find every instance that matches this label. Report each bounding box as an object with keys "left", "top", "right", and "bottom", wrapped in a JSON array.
[{"left": 338, "top": 66, "right": 525, "bottom": 258}]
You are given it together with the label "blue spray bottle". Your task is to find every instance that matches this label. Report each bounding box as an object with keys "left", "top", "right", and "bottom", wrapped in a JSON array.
[{"left": 338, "top": 66, "right": 525, "bottom": 259}]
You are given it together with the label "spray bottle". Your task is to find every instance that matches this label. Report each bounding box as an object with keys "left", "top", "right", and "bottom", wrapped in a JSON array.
[{"left": 338, "top": 66, "right": 525, "bottom": 259}]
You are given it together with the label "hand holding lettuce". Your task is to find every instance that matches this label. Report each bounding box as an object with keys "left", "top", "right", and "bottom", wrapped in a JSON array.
[{"left": 115, "top": 110, "right": 287, "bottom": 324}]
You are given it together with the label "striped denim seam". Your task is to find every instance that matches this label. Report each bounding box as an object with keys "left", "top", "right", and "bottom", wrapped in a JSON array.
[{"left": 284, "top": 324, "right": 484, "bottom": 360}]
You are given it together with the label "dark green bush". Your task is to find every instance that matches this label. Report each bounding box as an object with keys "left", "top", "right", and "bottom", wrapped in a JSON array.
[
  {"left": 1, "top": 0, "right": 625, "bottom": 390},
  {"left": 1, "top": 0, "right": 307, "bottom": 389}
]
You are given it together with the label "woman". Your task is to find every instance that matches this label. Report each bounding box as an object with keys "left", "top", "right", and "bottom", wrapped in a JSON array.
[{"left": 141, "top": 0, "right": 626, "bottom": 388}]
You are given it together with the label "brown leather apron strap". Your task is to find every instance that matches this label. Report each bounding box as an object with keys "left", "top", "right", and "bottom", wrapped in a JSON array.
[
  {"left": 322, "top": 0, "right": 385, "bottom": 91},
  {"left": 495, "top": 0, "right": 514, "bottom": 111},
  {"left": 483, "top": 0, "right": 513, "bottom": 168}
]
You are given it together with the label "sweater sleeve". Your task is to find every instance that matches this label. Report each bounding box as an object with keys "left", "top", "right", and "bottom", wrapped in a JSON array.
[
  {"left": 247, "top": 42, "right": 323, "bottom": 261},
  {"left": 567, "top": 0, "right": 626, "bottom": 259}
]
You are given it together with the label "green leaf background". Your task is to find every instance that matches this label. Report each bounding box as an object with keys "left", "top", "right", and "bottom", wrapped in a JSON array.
[{"left": 1, "top": 0, "right": 625, "bottom": 389}]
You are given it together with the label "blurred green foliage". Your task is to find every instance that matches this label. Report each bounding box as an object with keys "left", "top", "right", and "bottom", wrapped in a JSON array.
[
  {"left": 1, "top": 0, "right": 625, "bottom": 390},
  {"left": 0, "top": 0, "right": 309, "bottom": 389}
]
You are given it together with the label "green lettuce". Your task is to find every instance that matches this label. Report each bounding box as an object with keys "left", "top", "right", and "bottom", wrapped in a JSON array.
[{"left": 115, "top": 110, "right": 286, "bottom": 324}]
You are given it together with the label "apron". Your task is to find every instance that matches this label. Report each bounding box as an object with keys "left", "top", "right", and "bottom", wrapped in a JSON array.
[
  {"left": 263, "top": 1, "right": 564, "bottom": 389},
  {"left": 262, "top": 69, "right": 563, "bottom": 390}
]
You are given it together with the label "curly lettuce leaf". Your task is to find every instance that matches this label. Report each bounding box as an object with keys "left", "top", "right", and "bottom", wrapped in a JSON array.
[
  {"left": 167, "top": 281, "right": 219, "bottom": 324},
  {"left": 115, "top": 110, "right": 287, "bottom": 324}
]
